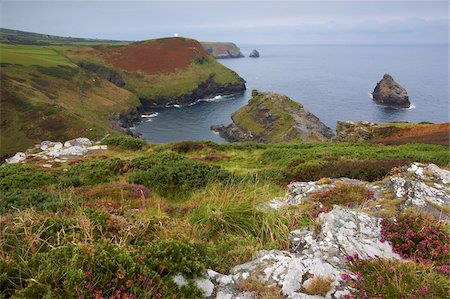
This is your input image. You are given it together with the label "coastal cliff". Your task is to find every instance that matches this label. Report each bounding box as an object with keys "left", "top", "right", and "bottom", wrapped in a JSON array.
[
  {"left": 201, "top": 42, "right": 244, "bottom": 58},
  {"left": 212, "top": 90, "right": 334, "bottom": 143},
  {"left": 1, "top": 35, "right": 246, "bottom": 159}
]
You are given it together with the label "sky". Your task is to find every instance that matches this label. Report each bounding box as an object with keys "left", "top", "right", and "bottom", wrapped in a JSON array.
[{"left": 1, "top": 1, "right": 448, "bottom": 45}]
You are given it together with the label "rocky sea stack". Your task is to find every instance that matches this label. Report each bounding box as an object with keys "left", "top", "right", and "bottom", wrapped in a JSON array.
[
  {"left": 372, "top": 74, "right": 410, "bottom": 108},
  {"left": 212, "top": 90, "right": 334, "bottom": 143},
  {"left": 249, "top": 49, "right": 260, "bottom": 58}
]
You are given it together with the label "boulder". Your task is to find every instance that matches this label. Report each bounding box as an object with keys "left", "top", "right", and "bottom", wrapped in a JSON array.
[
  {"left": 249, "top": 49, "right": 260, "bottom": 58},
  {"left": 212, "top": 90, "right": 334, "bottom": 143},
  {"left": 64, "top": 137, "right": 92, "bottom": 148},
  {"left": 372, "top": 74, "right": 410, "bottom": 108},
  {"left": 4, "top": 152, "right": 26, "bottom": 164}
]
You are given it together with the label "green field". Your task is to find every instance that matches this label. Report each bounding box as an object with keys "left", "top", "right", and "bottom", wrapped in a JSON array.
[{"left": 0, "top": 43, "right": 75, "bottom": 66}]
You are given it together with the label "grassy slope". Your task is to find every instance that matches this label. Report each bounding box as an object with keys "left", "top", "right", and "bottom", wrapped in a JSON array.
[
  {"left": 232, "top": 92, "right": 304, "bottom": 141},
  {"left": 0, "top": 36, "right": 243, "bottom": 159},
  {"left": 0, "top": 138, "right": 448, "bottom": 297},
  {"left": 0, "top": 43, "right": 139, "bottom": 159},
  {"left": 64, "top": 37, "right": 244, "bottom": 99}
]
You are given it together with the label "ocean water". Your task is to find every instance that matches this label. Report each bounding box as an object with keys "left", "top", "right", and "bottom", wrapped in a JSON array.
[{"left": 135, "top": 45, "right": 449, "bottom": 143}]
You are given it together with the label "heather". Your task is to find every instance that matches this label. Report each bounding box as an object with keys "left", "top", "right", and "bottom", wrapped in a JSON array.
[
  {"left": 381, "top": 209, "right": 450, "bottom": 273},
  {"left": 1, "top": 139, "right": 449, "bottom": 297},
  {"left": 344, "top": 257, "right": 449, "bottom": 298}
]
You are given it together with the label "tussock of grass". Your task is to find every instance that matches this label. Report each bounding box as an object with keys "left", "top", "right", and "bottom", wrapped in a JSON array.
[{"left": 304, "top": 275, "right": 334, "bottom": 296}]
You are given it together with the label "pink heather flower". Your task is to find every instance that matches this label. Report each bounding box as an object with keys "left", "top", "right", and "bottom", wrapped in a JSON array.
[
  {"left": 417, "top": 288, "right": 429, "bottom": 295},
  {"left": 118, "top": 273, "right": 125, "bottom": 280},
  {"left": 346, "top": 255, "right": 354, "bottom": 262},
  {"left": 341, "top": 273, "right": 353, "bottom": 281},
  {"left": 377, "top": 276, "right": 385, "bottom": 283}
]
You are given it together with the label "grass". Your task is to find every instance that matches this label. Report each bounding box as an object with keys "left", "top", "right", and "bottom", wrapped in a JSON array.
[
  {"left": 1, "top": 141, "right": 449, "bottom": 297},
  {"left": 304, "top": 275, "right": 334, "bottom": 296},
  {"left": 0, "top": 43, "right": 75, "bottom": 67}
]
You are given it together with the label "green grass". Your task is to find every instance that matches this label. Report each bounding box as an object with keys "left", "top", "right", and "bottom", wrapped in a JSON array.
[
  {"left": 0, "top": 43, "right": 75, "bottom": 66},
  {"left": 0, "top": 140, "right": 449, "bottom": 297}
]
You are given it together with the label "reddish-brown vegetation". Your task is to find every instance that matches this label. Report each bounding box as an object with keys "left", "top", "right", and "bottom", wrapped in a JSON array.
[
  {"left": 373, "top": 123, "right": 449, "bottom": 146},
  {"left": 97, "top": 38, "right": 208, "bottom": 75}
]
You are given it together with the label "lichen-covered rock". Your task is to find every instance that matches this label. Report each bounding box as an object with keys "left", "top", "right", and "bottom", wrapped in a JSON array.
[
  {"left": 386, "top": 163, "right": 450, "bottom": 221},
  {"left": 212, "top": 90, "right": 334, "bottom": 143},
  {"left": 210, "top": 206, "right": 399, "bottom": 298},
  {"left": 372, "top": 74, "right": 410, "bottom": 108}
]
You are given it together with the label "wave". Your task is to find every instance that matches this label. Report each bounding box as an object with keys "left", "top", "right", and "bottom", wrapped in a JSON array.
[
  {"left": 141, "top": 112, "right": 159, "bottom": 118},
  {"left": 408, "top": 104, "right": 416, "bottom": 109},
  {"left": 368, "top": 93, "right": 373, "bottom": 100}
]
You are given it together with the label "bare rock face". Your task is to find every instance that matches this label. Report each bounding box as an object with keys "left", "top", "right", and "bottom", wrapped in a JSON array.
[
  {"left": 372, "top": 74, "right": 410, "bottom": 108},
  {"left": 201, "top": 42, "right": 244, "bottom": 59},
  {"left": 212, "top": 90, "right": 334, "bottom": 143}
]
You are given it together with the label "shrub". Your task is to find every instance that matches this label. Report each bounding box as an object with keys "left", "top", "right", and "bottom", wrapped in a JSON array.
[
  {"left": 129, "top": 153, "right": 232, "bottom": 198},
  {"left": 284, "top": 159, "right": 409, "bottom": 182},
  {"left": 0, "top": 164, "right": 56, "bottom": 191},
  {"left": 344, "top": 258, "right": 449, "bottom": 298},
  {"left": 380, "top": 209, "right": 450, "bottom": 273},
  {"left": 310, "top": 185, "right": 374, "bottom": 208},
  {"left": 101, "top": 136, "right": 147, "bottom": 150},
  {"left": 62, "top": 159, "right": 124, "bottom": 187},
  {"left": 170, "top": 140, "right": 213, "bottom": 153},
  {"left": 0, "top": 190, "right": 69, "bottom": 214}
]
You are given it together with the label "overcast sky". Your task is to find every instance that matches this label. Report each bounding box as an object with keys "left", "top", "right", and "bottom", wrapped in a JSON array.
[{"left": 1, "top": 1, "right": 448, "bottom": 45}]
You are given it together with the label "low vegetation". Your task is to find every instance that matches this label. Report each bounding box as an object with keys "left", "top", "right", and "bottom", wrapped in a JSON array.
[
  {"left": 344, "top": 258, "right": 449, "bottom": 298},
  {"left": 0, "top": 139, "right": 449, "bottom": 297}
]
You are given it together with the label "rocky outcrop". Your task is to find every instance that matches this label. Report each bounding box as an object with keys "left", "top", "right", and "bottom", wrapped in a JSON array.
[
  {"left": 201, "top": 42, "right": 244, "bottom": 59},
  {"left": 212, "top": 90, "right": 334, "bottom": 143},
  {"left": 78, "top": 61, "right": 126, "bottom": 87},
  {"left": 249, "top": 49, "right": 260, "bottom": 58},
  {"left": 139, "top": 75, "right": 246, "bottom": 107},
  {"left": 372, "top": 74, "right": 410, "bottom": 108},
  {"left": 386, "top": 163, "right": 450, "bottom": 222},
  {"left": 174, "top": 205, "right": 399, "bottom": 298},
  {"left": 169, "top": 162, "right": 450, "bottom": 298},
  {"left": 335, "top": 121, "right": 403, "bottom": 142},
  {"left": 335, "top": 121, "right": 449, "bottom": 146},
  {"left": 4, "top": 138, "right": 107, "bottom": 166}
]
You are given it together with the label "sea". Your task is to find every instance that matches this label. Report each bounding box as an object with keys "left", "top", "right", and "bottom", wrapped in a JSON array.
[{"left": 134, "top": 44, "right": 449, "bottom": 143}]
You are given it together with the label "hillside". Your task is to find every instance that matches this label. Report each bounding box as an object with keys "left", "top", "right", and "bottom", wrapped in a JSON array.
[
  {"left": 1, "top": 136, "right": 449, "bottom": 298},
  {"left": 0, "top": 33, "right": 246, "bottom": 160},
  {"left": 64, "top": 37, "right": 246, "bottom": 106},
  {"left": 0, "top": 28, "right": 129, "bottom": 46}
]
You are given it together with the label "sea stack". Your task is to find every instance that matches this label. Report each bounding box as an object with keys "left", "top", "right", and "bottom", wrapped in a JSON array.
[
  {"left": 372, "top": 74, "right": 410, "bottom": 108},
  {"left": 211, "top": 90, "right": 334, "bottom": 143},
  {"left": 249, "top": 49, "right": 260, "bottom": 58}
]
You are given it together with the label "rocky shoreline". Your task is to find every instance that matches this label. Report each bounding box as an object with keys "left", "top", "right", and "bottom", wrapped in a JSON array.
[{"left": 139, "top": 76, "right": 246, "bottom": 107}]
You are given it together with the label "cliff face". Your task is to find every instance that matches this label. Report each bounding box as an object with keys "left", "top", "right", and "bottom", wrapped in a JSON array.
[
  {"left": 372, "top": 74, "right": 410, "bottom": 108},
  {"left": 200, "top": 42, "right": 244, "bottom": 59},
  {"left": 212, "top": 90, "right": 334, "bottom": 143}
]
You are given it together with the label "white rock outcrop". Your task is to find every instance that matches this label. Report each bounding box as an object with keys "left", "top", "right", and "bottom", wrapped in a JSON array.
[{"left": 3, "top": 137, "right": 107, "bottom": 166}]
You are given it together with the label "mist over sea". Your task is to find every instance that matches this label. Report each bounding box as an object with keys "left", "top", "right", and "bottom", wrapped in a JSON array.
[{"left": 135, "top": 44, "right": 449, "bottom": 143}]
